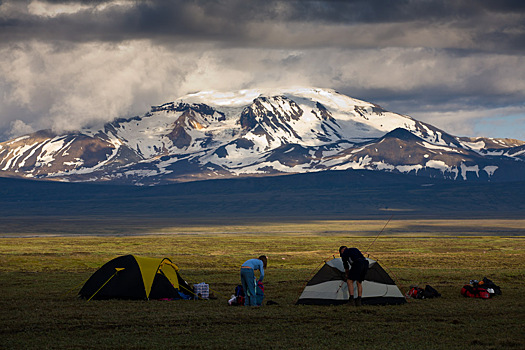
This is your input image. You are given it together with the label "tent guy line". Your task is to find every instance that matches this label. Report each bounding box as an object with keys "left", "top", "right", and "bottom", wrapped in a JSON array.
[{"left": 364, "top": 215, "right": 394, "bottom": 254}]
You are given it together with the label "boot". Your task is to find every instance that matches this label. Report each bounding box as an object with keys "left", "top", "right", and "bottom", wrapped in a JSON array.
[
  {"left": 355, "top": 296, "right": 362, "bottom": 307},
  {"left": 348, "top": 296, "right": 355, "bottom": 306}
]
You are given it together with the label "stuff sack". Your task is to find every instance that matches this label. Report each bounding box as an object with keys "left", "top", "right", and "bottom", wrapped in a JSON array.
[
  {"left": 406, "top": 286, "right": 424, "bottom": 299},
  {"left": 461, "top": 284, "right": 491, "bottom": 299}
]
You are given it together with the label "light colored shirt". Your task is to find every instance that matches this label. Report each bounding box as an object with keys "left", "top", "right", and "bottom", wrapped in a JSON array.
[{"left": 241, "top": 258, "right": 265, "bottom": 281}]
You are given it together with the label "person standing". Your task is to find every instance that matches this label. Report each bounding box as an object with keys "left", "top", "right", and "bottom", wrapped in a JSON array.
[
  {"left": 240, "top": 255, "right": 267, "bottom": 306},
  {"left": 339, "top": 246, "right": 369, "bottom": 306}
]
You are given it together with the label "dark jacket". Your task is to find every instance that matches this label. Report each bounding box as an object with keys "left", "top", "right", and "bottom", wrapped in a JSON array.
[{"left": 340, "top": 247, "right": 365, "bottom": 270}]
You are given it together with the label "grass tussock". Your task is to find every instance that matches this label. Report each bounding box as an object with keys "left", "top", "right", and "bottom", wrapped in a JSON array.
[{"left": 1, "top": 224, "right": 524, "bottom": 349}]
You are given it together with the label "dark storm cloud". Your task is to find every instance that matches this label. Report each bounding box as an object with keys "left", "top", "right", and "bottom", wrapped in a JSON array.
[
  {"left": 1, "top": 0, "right": 524, "bottom": 52},
  {"left": 0, "top": 1, "right": 257, "bottom": 44}
]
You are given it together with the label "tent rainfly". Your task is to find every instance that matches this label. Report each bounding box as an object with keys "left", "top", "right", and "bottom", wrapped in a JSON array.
[
  {"left": 78, "top": 255, "right": 193, "bottom": 300},
  {"left": 296, "top": 257, "right": 406, "bottom": 305}
]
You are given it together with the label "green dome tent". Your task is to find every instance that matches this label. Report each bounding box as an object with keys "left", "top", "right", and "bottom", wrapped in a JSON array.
[
  {"left": 296, "top": 257, "right": 406, "bottom": 305},
  {"left": 79, "top": 255, "right": 193, "bottom": 300}
]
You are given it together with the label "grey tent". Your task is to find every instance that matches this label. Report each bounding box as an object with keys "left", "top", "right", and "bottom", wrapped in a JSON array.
[{"left": 296, "top": 257, "right": 406, "bottom": 305}]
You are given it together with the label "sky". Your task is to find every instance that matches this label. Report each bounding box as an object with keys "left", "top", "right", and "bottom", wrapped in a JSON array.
[{"left": 1, "top": 0, "right": 525, "bottom": 141}]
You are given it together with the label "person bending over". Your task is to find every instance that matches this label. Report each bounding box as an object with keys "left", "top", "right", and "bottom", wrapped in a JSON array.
[
  {"left": 240, "top": 255, "right": 267, "bottom": 306},
  {"left": 339, "top": 246, "right": 369, "bottom": 306}
]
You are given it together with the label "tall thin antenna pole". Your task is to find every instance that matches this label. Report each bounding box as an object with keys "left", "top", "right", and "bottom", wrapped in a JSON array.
[{"left": 364, "top": 215, "right": 393, "bottom": 254}]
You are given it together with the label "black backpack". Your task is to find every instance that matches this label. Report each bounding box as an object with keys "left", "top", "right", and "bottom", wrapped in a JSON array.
[
  {"left": 481, "top": 277, "right": 502, "bottom": 296},
  {"left": 422, "top": 285, "right": 441, "bottom": 298}
]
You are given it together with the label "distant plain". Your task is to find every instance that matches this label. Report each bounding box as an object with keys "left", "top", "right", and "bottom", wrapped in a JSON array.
[{"left": 1, "top": 169, "right": 524, "bottom": 236}]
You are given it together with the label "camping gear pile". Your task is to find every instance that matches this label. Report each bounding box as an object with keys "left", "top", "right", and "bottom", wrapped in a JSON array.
[
  {"left": 228, "top": 281, "right": 264, "bottom": 306},
  {"left": 461, "top": 277, "right": 501, "bottom": 299},
  {"left": 405, "top": 285, "right": 441, "bottom": 299},
  {"left": 296, "top": 257, "right": 406, "bottom": 305}
]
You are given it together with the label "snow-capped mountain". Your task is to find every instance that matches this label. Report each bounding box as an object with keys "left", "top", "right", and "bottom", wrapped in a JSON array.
[{"left": 1, "top": 87, "right": 524, "bottom": 185}]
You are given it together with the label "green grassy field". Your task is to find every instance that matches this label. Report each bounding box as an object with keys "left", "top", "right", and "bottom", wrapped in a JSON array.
[{"left": 1, "top": 220, "right": 524, "bottom": 349}]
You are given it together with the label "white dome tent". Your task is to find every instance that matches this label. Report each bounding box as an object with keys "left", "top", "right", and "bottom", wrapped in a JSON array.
[{"left": 296, "top": 257, "right": 406, "bottom": 305}]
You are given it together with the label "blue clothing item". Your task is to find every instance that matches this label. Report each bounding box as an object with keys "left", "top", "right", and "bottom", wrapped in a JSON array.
[
  {"left": 340, "top": 247, "right": 365, "bottom": 271},
  {"left": 241, "top": 258, "right": 264, "bottom": 282},
  {"left": 255, "top": 281, "right": 264, "bottom": 306},
  {"left": 240, "top": 267, "right": 257, "bottom": 306}
]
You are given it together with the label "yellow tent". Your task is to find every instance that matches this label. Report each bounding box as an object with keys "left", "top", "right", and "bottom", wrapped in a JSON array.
[{"left": 78, "top": 255, "right": 193, "bottom": 300}]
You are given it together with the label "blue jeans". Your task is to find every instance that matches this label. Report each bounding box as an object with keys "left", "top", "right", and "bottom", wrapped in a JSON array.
[{"left": 240, "top": 268, "right": 257, "bottom": 306}]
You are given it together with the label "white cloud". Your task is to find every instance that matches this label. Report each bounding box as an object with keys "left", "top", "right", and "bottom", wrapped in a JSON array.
[
  {"left": 0, "top": 40, "right": 197, "bottom": 134},
  {"left": 8, "top": 120, "right": 34, "bottom": 138},
  {"left": 27, "top": 1, "right": 90, "bottom": 17}
]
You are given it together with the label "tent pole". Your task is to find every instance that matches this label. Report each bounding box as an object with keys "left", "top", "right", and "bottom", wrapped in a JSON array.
[
  {"left": 335, "top": 281, "right": 345, "bottom": 295},
  {"left": 87, "top": 269, "right": 121, "bottom": 301}
]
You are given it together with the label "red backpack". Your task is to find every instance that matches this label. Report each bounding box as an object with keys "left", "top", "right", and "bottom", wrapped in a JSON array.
[{"left": 461, "top": 284, "right": 490, "bottom": 299}]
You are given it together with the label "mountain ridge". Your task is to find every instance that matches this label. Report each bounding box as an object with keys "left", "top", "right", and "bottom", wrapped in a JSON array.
[{"left": 0, "top": 87, "right": 524, "bottom": 185}]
